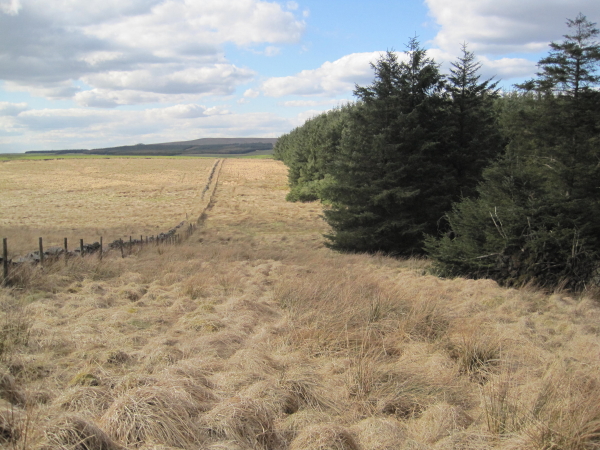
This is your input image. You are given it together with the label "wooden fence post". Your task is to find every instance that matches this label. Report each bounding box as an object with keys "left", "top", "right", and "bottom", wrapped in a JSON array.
[
  {"left": 99, "top": 237, "right": 103, "bottom": 260},
  {"left": 3, "top": 238, "right": 7, "bottom": 283},
  {"left": 39, "top": 237, "right": 44, "bottom": 265},
  {"left": 140, "top": 235, "right": 143, "bottom": 248},
  {"left": 120, "top": 239, "right": 124, "bottom": 258},
  {"left": 80, "top": 239, "right": 84, "bottom": 257},
  {"left": 64, "top": 238, "right": 68, "bottom": 265}
]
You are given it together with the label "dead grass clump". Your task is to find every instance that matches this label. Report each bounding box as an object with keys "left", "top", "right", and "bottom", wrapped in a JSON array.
[
  {"left": 408, "top": 402, "right": 473, "bottom": 444},
  {"left": 280, "top": 372, "right": 339, "bottom": 412},
  {"left": 55, "top": 387, "right": 113, "bottom": 415},
  {"left": 0, "top": 399, "right": 25, "bottom": 445},
  {"left": 400, "top": 299, "right": 449, "bottom": 342},
  {"left": 445, "top": 325, "right": 502, "bottom": 381},
  {"left": 100, "top": 386, "right": 200, "bottom": 448},
  {"left": 43, "top": 414, "right": 122, "bottom": 450},
  {"left": 183, "top": 273, "right": 215, "bottom": 299},
  {"left": 200, "top": 396, "right": 278, "bottom": 449},
  {"left": 117, "top": 285, "right": 147, "bottom": 303},
  {"left": 374, "top": 368, "right": 457, "bottom": 420},
  {"left": 289, "top": 424, "right": 360, "bottom": 450},
  {"left": 161, "top": 358, "right": 215, "bottom": 389},
  {"left": 0, "top": 370, "right": 26, "bottom": 405},
  {"left": 519, "top": 371, "right": 600, "bottom": 450},
  {"left": 155, "top": 377, "right": 217, "bottom": 413},
  {"left": 273, "top": 269, "right": 404, "bottom": 355},
  {"left": 241, "top": 379, "right": 300, "bottom": 416},
  {"left": 351, "top": 416, "right": 407, "bottom": 450},
  {"left": 277, "top": 409, "right": 334, "bottom": 445},
  {"left": 0, "top": 295, "right": 32, "bottom": 362}
]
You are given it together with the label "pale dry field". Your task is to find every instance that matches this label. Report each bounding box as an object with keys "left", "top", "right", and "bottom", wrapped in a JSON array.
[
  {"left": 1, "top": 158, "right": 600, "bottom": 450},
  {"left": 0, "top": 158, "right": 217, "bottom": 254}
]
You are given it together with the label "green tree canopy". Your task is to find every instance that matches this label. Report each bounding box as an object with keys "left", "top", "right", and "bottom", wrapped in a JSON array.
[{"left": 427, "top": 14, "right": 600, "bottom": 289}]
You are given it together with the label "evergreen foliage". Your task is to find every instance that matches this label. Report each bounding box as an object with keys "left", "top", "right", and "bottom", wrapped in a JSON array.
[
  {"left": 273, "top": 105, "right": 353, "bottom": 202},
  {"left": 427, "top": 14, "right": 600, "bottom": 289},
  {"left": 322, "top": 41, "right": 449, "bottom": 254},
  {"left": 444, "top": 44, "right": 505, "bottom": 199}
]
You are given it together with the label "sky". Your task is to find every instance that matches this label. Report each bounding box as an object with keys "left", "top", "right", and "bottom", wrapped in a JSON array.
[{"left": 0, "top": 0, "right": 598, "bottom": 152}]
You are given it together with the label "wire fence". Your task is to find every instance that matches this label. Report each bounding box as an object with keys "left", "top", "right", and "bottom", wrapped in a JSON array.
[{"left": 1, "top": 158, "right": 223, "bottom": 286}]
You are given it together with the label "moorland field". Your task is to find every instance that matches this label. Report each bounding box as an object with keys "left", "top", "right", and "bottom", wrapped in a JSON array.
[
  {"left": 0, "top": 158, "right": 218, "bottom": 255},
  {"left": 1, "top": 158, "right": 600, "bottom": 450}
]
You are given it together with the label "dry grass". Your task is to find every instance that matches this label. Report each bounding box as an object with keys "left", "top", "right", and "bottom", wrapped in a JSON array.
[
  {"left": 0, "top": 158, "right": 599, "bottom": 449},
  {"left": 0, "top": 158, "right": 216, "bottom": 254}
]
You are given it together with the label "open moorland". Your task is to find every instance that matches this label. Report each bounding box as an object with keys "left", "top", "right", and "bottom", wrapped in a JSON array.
[
  {"left": 0, "top": 158, "right": 218, "bottom": 255},
  {"left": 1, "top": 158, "right": 600, "bottom": 449}
]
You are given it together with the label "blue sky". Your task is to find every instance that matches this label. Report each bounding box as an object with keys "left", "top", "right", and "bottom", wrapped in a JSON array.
[{"left": 0, "top": 0, "right": 598, "bottom": 152}]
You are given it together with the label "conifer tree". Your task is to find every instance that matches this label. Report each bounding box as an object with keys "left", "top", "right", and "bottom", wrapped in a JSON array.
[
  {"left": 323, "top": 39, "right": 449, "bottom": 254},
  {"left": 427, "top": 14, "right": 600, "bottom": 289},
  {"left": 444, "top": 44, "right": 504, "bottom": 199}
]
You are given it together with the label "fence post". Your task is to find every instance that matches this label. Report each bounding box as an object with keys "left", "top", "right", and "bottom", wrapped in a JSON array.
[
  {"left": 39, "top": 237, "right": 44, "bottom": 265},
  {"left": 120, "top": 239, "right": 124, "bottom": 258},
  {"left": 140, "top": 235, "right": 143, "bottom": 248},
  {"left": 80, "top": 239, "right": 84, "bottom": 257},
  {"left": 3, "top": 238, "right": 8, "bottom": 283},
  {"left": 99, "top": 237, "right": 103, "bottom": 260},
  {"left": 64, "top": 238, "right": 68, "bottom": 265}
]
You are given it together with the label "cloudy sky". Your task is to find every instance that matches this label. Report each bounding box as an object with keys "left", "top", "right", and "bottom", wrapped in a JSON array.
[{"left": 0, "top": 0, "right": 598, "bottom": 152}]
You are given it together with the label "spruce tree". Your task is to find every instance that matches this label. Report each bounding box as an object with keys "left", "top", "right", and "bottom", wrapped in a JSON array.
[
  {"left": 427, "top": 14, "right": 600, "bottom": 289},
  {"left": 444, "top": 44, "right": 504, "bottom": 199},
  {"left": 323, "top": 39, "right": 449, "bottom": 254}
]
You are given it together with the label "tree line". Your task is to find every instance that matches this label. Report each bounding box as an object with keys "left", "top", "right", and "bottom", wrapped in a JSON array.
[{"left": 274, "top": 14, "right": 600, "bottom": 290}]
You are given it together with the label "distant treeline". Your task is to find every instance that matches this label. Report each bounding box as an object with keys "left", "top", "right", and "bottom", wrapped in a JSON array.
[
  {"left": 275, "top": 14, "right": 600, "bottom": 290},
  {"left": 25, "top": 141, "right": 274, "bottom": 156}
]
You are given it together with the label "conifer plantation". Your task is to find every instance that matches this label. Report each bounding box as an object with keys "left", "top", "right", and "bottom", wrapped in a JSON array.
[{"left": 275, "top": 14, "right": 600, "bottom": 290}]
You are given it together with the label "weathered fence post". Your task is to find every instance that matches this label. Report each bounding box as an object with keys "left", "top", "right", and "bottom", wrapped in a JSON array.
[
  {"left": 140, "top": 235, "right": 143, "bottom": 248},
  {"left": 64, "top": 238, "right": 68, "bottom": 265},
  {"left": 99, "top": 237, "right": 103, "bottom": 260},
  {"left": 129, "top": 236, "right": 132, "bottom": 255},
  {"left": 39, "top": 237, "right": 44, "bottom": 265},
  {"left": 3, "top": 238, "right": 8, "bottom": 283},
  {"left": 80, "top": 239, "right": 84, "bottom": 257},
  {"left": 120, "top": 239, "right": 124, "bottom": 258}
]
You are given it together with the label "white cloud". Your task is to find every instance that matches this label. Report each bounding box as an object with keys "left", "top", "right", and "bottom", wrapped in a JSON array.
[
  {"left": 0, "top": 0, "right": 304, "bottom": 104},
  {"left": 83, "top": 0, "right": 305, "bottom": 52},
  {"left": 0, "top": 105, "right": 292, "bottom": 152},
  {"left": 262, "top": 52, "right": 383, "bottom": 97},
  {"left": 0, "top": 101, "right": 28, "bottom": 116},
  {"left": 426, "top": 0, "right": 600, "bottom": 55},
  {"left": 0, "top": 0, "right": 21, "bottom": 15},
  {"left": 427, "top": 48, "right": 536, "bottom": 82},
  {"left": 281, "top": 99, "right": 350, "bottom": 107},
  {"left": 243, "top": 89, "right": 260, "bottom": 98},
  {"left": 4, "top": 81, "right": 81, "bottom": 100},
  {"left": 263, "top": 46, "right": 281, "bottom": 57},
  {"left": 478, "top": 56, "right": 537, "bottom": 80},
  {"left": 82, "top": 65, "right": 255, "bottom": 96}
]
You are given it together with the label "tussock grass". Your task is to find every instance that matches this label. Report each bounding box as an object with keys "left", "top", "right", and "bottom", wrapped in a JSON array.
[
  {"left": 289, "top": 424, "right": 360, "bottom": 450},
  {"left": 100, "top": 386, "right": 200, "bottom": 448},
  {"left": 1, "top": 159, "right": 600, "bottom": 449},
  {"left": 200, "top": 395, "right": 279, "bottom": 449},
  {"left": 43, "top": 414, "right": 122, "bottom": 450}
]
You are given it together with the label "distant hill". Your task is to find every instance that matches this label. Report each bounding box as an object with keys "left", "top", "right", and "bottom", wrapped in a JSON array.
[{"left": 25, "top": 138, "right": 278, "bottom": 156}]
